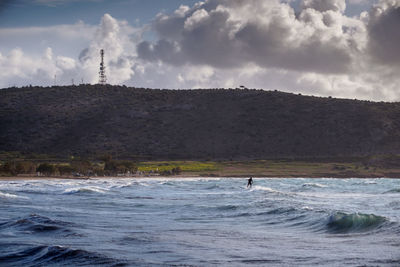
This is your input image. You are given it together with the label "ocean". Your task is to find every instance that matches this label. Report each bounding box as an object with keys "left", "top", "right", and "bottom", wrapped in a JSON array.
[{"left": 0, "top": 177, "right": 399, "bottom": 266}]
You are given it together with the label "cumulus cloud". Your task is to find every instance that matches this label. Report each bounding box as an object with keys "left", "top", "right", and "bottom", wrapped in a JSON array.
[
  {"left": 0, "top": 47, "right": 74, "bottom": 87},
  {"left": 135, "top": 0, "right": 400, "bottom": 100},
  {"left": 0, "top": 0, "right": 399, "bottom": 101},
  {"left": 78, "top": 13, "right": 140, "bottom": 84},
  {"left": 0, "top": 14, "right": 141, "bottom": 87},
  {"left": 302, "top": 0, "right": 346, "bottom": 13},
  {"left": 137, "top": 0, "right": 364, "bottom": 74}
]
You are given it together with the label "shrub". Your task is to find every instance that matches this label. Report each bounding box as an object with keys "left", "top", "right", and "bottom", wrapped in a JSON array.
[
  {"left": 70, "top": 160, "right": 92, "bottom": 175},
  {"left": 36, "top": 163, "right": 57, "bottom": 175},
  {"left": 1, "top": 161, "right": 17, "bottom": 175},
  {"left": 58, "top": 165, "right": 74, "bottom": 175},
  {"left": 102, "top": 155, "right": 137, "bottom": 175},
  {"left": 16, "top": 161, "right": 36, "bottom": 174},
  {"left": 172, "top": 166, "right": 182, "bottom": 175},
  {"left": 119, "top": 161, "right": 138, "bottom": 173},
  {"left": 160, "top": 166, "right": 182, "bottom": 176}
]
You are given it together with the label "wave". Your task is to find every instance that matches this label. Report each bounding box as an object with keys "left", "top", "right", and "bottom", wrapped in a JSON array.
[
  {"left": 63, "top": 187, "right": 107, "bottom": 195},
  {"left": 228, "top": 206, "right": 304, "bottom": 221},
  {"left": 326, "top": 212, "right": 387, "bottom": 234},
  {"left": 363, "top": 180, "right": 378, "bottom": 185},
  {"left": 215, "top": 204, "right": 240, "bottom": 211},
  {"left": 250, "top": 185, "right": 279, "bottom": 193},
  {"left": 263, "top": 207, "right": 298, "bottom": 215},
  {"left": 352, "top": 180, "right": 378, "bottom": 186},
  {"left": 204, "top": 184, "right": 220, "bottom": 190},
  {"left": 384, "top": 188, "right": 400, "bottom": 194},
  {"left": 111, "top": 182, "right": 136, "bottom": 189},
  {"left": 0, "top": 191, "right": 28, "bottom": 200},
  {"left": 160, "top": 181, "right": 176, "bottom": 186},
  {"left": 302, "top": 183, "right": 327, "bottom": 188},
  {"left": 137, "top": 182, "right": 150, "bottom": 187},
  {"left": 0, "top": 214, "right": 73, "bottom": 234},
  {"left": 0, "top": 244, "right": 122, "bottom": 266},
  {"left": 230, "top": 205, "right": 392, "bottom": 235},
  {"left": 126, "top": 196, "right": 154, "bottom": 200},
  {"left": 253, "top": 208, "right": 391, "bottom": 235}
]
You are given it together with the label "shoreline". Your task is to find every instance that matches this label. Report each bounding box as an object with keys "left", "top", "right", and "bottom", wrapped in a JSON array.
[
  {"left": 0, "top": 174, "right": 398, "bottom": 181},
  {"left": 2, "top": 159, "right": 400, "bottom": 180}
]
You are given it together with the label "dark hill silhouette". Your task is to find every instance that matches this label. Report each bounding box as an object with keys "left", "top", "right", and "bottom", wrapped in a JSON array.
[{"left": 1, "top": 85, "right": 399, "bottom": 160}]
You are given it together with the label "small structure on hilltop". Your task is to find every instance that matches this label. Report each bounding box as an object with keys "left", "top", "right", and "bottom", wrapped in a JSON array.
[{"left": 99, "top": 49, "right": 107, "bottom": 85}]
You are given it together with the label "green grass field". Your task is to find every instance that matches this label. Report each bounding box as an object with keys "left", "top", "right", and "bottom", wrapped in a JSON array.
[
  {"left": 136, "top": 159, "right": 400, "bottom": 178},
  {"left": 137, "top": 161, "right": 218, "bottom": 173},
  {"left": 1, "top": 152, "right": 400, "bottom": 178}
]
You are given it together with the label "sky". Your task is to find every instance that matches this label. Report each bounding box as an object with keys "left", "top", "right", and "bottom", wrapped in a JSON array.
[{"left": 0, "top": 0, "right": 399, "bottom": 101}]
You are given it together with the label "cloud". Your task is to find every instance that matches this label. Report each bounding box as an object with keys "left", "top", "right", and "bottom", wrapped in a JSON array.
[
  {"left": 0, "top": 14, "right": 141, "bottom": 87},
  {"left": 302, "top": 0, "right": 346, "bottom": 13},
  {"left": 0, "top": 1, "right": 399, "bottom": 102},
  {"left": 0, "top": 21, "right": 96, "bottom": 56},
  {"left": 0, "top": 47, "right": 72, "bottom": 87},
  {"left": 133, "top": 0, "right": 400, "bottom": 101},
  {"left": 367, "top": 0, "right": 400, "bottom": 67},
  {"left": 348, "top": 0, "right": 372, "bottom": 4},
  {"left": 78, "top": 13, "right": 140, "bottom": 84},
  {"left": 137, "top": 0, "right": 364, "bottom": 74}
]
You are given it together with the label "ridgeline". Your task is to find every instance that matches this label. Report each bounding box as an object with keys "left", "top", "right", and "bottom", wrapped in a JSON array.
[{"left": 1, "top": 85, "right": 400, "bottom": 161}]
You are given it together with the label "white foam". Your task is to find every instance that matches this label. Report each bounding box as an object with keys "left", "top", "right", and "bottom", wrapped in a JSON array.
[
  {"left": 133, "top": 177, "right": 222, "bottom": 182},
  {"left": 0, "top": 191, "right": 28, "bottom": 199},
  {"left": 63, "top": 187, "right": 107, "bottom": 194},
  {"left": 251, "top": 185, "right": 279, "bottom": 193}
]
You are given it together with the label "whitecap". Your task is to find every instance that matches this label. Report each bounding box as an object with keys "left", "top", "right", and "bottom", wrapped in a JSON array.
[
  {"left": 250, "top": 185, "right": 279, "bottom": 193},
  {"left": 0, "top": 191, "right": 28, "bottom": 199},
  {"left": 111, "top": 182, "right": 134, "bottom": 189},
  {"left": 63, "top": 187, "right": 107, "bottom": 194}
]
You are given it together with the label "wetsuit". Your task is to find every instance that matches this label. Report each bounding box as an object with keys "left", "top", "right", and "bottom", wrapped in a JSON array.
[{"left": 247, "top": 177, "right": 253, "bottom": 188}]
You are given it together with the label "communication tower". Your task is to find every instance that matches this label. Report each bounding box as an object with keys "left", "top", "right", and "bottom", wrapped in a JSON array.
[{"left": 99, "top": 49, "right": 107, "bottom": 85}]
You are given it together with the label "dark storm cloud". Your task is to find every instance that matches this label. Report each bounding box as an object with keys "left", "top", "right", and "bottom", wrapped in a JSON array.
[{"left": 368, "top": 2, "right": 400, "bottom": 67}]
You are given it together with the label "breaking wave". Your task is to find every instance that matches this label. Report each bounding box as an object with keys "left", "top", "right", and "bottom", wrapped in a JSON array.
[
  {"left": 250, "top": 185, "right": 280, "bottom": 193},
  {"left": 0, "top": 191, "right": 28, "bottom": 199},
  {"left": 63, "top": 187, "right": 107, "bottom": 195},
  {"left": 326, "top": 212, "right": 387, "bottom": 234}
]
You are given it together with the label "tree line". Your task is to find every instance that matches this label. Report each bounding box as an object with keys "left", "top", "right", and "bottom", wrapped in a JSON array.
[{"left": 0, "top": 156, "right": 138, "bottom": 177}]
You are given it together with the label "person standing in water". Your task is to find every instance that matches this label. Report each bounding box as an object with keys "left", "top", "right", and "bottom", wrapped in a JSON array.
[{"left": 247, "top": 177, "right": 253, "bottom": 188}]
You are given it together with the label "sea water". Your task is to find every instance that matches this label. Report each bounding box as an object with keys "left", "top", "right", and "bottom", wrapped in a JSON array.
[{"left": 0, "top": 178, "right": 399, "bottom": 266}]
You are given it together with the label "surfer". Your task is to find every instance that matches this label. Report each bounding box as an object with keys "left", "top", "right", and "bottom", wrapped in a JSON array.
[{"left": 247, "top": 177, "right": 253, "bottom": 188}]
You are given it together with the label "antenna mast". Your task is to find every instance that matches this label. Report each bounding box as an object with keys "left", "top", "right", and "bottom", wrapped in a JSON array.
[{"left": 99, "top": 49, "right": 107, "bottom": 85}]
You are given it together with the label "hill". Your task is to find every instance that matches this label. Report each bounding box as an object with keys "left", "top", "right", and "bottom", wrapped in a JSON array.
[{"left": 1, "top": 85, "right": 399, "bottom": 160}]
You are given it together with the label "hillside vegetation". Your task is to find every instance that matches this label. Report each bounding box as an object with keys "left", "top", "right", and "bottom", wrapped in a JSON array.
[{"left": 1, "top": 85, "right": 400, "bottom": 161}]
